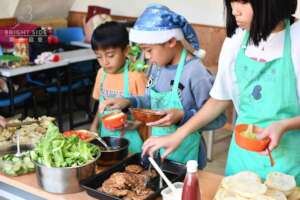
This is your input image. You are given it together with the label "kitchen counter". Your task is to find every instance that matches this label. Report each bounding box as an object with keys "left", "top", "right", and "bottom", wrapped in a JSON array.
[{"left": 0, "top": 170, "right": 222, "bottom": 200}]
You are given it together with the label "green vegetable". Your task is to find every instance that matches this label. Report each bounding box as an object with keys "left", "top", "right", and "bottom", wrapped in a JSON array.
[
  {"left": 30, "top": 123, "right": 100, "bottom": 168},
  {"left": 0, "top": 151, "right": 35, "bottom": 176}
]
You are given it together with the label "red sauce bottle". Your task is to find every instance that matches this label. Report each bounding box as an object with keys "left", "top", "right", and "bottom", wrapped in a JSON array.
[{"left": 182, "top": 160, "right": 201, "bottom": 200}]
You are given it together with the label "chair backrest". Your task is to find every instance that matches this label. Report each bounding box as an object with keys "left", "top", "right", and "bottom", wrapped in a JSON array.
[{"left": 54, "top": 27, "right": 85, "bottom": 43}]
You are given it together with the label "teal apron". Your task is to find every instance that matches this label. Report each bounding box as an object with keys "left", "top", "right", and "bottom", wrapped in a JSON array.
[
  {"left": 150, "top": 49, "right": 200, "bottom": 164},
  {"left": 226, "top": 20, "right": 300, "bottom": 185},
  {"left": 98, "top": 60, "right": 143, "bottom": 153}
]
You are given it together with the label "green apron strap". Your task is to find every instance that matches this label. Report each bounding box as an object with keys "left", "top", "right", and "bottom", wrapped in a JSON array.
[
  {"left": 123, "top": 59, "right": 129, "bottom": 98},
  {"left": 98, "top": 70, "right": 107, "bottom": 119},
  {"left": 99, "top": 71, "right": 107, "bottom": 103},
  {"left": 283, "top": 19, "right": 291, "bottom": 58},
  {"left": 172, "top": 48, "right": 187, "bottom": 93}
]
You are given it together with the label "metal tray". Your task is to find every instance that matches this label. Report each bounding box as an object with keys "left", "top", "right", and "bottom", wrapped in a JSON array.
[{"left": 80, "top": 153, "right": 186, "bottom": 200}]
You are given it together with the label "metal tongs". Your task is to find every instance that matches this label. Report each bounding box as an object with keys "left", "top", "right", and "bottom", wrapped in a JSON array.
[{"left": 141, "top": 151, "right": 162, "bottom": 188}]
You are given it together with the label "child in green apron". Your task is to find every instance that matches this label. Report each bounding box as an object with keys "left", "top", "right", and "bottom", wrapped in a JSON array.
[
  {"left": 145, "top": 0, "right": 300, "bottom": 185},
  {"left": 99, "top": 4, "right": 226, "bottom": 165},
  {"left": 90, "top": 22, "right": 147, "bottom": 153}
]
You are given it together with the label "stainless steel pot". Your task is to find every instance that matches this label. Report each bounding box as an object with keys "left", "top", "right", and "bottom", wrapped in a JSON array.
[{"left": 35, "top": 151, "right": 101, "bottom": 194}]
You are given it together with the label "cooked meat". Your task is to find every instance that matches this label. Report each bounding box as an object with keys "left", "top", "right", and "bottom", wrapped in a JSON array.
[
  {"left": 99, "top": 165, "right": 155, "bottom": 199},
  {"left": 134, "top": 187, "right": 154, "bottom": 196},
  {"left": 102, "top": 172, "right": 131, "bottom": 189},
  {"left": 99, "top": 172, "right": 131, "bottom": 197},
  {"left": 130, "top": 174, "right": 146, "bottom": 188},
  {"left": 125, "top": 164, "right": 144, "bottom": 174},
  {"left": 123, "top": 190, "right": 153, "bottom": 200},
  {"left": 140, "top": 169, "right": 158, "bottom": 179},
  {"left": 100, "top": 186, "right": 129, "bottom": 197}
]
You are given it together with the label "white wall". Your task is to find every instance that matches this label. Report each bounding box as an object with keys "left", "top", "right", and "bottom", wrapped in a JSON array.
[
  {"left": 297, "top": 3, "right": 300, "bottom": 17},
  {"left": 0, "top": 0, "right": 19, "bottom": 18},
  {"left": 15, "top": 0, "right": 74, "bottom": 22},
  {"left": 71, "top": 0, "right": 225, "bottom": 27},
  {"left": 71, "top": 0, "right": 300, "bottom": 27}
]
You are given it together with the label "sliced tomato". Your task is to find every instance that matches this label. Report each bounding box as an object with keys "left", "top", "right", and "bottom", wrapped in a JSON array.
[{"left": 63, "top": 130, "right": 91, "bottom": 141}]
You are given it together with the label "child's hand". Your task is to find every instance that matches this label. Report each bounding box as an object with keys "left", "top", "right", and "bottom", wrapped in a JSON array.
[
  {"left": 142, "top": 133, "right": 183, "bottom": 160},
  {"left": 0, "top": 116, "right": 7, "bottom": 128},
  {"left": 99, "top": 98, "right": 130, "bottom": 113},
  {"left": 257, "top": 120, "right": 286, "bottom": 155},
  {"left": 146, "top": 109, "right": 184, "bottom": 127},
  {"left": 107, "top": 120, "right": 142, "bottom": 132}
]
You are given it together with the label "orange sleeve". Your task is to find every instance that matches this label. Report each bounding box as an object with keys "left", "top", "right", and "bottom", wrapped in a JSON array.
[
  {"left": 130, "top": 72, "right": 148, "bottom": 96},
  {"left": 92, "top": 68, "right": 103, "bottom": 100}
]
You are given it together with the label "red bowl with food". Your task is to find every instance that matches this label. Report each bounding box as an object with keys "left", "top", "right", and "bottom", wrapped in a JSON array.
[
  {"left": 235, "top": 124, "right": 271, "bottom": 152},
  {"left": 129, "top": 108, "right": 166, "bottom": 123},
  {"left": 101, "top": 112, "right": 127, "bottom": 129}
]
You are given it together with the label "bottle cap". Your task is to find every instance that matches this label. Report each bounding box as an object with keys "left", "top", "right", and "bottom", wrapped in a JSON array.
[{"left": 186, "top": 160, "right": 198, "bottom": 173}]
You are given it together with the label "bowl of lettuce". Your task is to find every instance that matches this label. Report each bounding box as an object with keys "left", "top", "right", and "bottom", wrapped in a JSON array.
[{"left": 30, "top": 123, "right": 101, "bottom": 194}]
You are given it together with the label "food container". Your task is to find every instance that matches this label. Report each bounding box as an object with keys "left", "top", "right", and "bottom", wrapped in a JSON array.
[
  {"left": 102, "top": 112, "right": 127, "bottom": 129},
  {"left": 161, "top": 182, "right": 183, "bottom": 200},
  {"left": 14, "top": 37, "right": 29, "bottom": 65},
  {"left": 235, "top": 124, "right": 270, "bottom": 152},
  {"left": 80, "top": 153, "right": 186, "bottom": 200},
  {"left": 91, "top": 136, "right": 129, "bottom": 166},
  {"left": 35, "top": 150, "right": 101, "bottom": 194},
  {"left": 130, "top": 108, "right": 166, "bottom": 123},
  {"left": 0, "top": 145, "right": 34, "bottom": 176}
]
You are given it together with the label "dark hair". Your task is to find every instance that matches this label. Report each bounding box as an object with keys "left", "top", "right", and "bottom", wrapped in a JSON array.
[
  {"left": 91, "top": 21, "right": 129, "bottom": 51},
  {"left": 224, "top": 0, "right": 297, "bottom": 45}
]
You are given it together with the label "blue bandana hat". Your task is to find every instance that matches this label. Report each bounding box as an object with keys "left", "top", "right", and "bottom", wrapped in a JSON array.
[{"left": 130, "top": 4, "right": 200, "bottom": 51}]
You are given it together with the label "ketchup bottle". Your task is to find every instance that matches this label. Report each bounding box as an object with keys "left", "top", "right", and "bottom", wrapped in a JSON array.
[{"left": 182, "top": 160, "right": 201, "bottom": 200}]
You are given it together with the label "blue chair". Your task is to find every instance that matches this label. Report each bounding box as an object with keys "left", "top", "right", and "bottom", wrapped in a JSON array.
[
  {"left": 0, "top": 91, "right": 36, "bottom": 117},
  {"left": 0, "top": 92, "right": 32, "bottom": 107},
  {"left": 53, "top": 27, "right": 85, "bottom": 43}
]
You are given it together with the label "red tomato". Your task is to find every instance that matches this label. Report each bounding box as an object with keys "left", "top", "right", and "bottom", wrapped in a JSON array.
[
  {"left": 63, "top": 130, "right": 91, "bottom": 141},
  {"left": 47, "top": 36, "right": 59, "bottom": 45},
  {"left": 51, "top": 55, "right": 60, "bottom": 62}
]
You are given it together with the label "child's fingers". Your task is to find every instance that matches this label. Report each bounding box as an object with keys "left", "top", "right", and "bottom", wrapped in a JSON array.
[
  {"left": 142, "top": 141, "right": 156, "bottom": 158},
  {"left": 161, "top": 148, "right": 173, "bottom": 160},
  {"left": 256, "top": 128, "right": 269, "bottom": 140},
  {"left": 146, "top": 116, "right": 170, "bottom": 127}
]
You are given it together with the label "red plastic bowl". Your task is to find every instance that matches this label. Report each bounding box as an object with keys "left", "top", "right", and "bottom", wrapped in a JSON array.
[
  {"left": 102, "top": 112, "right": 127, "bottom": 129},
  {"left": 235, "top": 124, "right": 270, "bottom": 152},
  {"left": 129, "top": 108, "right": 166, "bottom": 123}
]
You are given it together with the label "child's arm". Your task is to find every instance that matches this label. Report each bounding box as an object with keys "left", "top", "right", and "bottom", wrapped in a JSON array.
[
  {"left": 179, "top": 108, "right": 227, "bottom": 131},
  {"left": 0, "top": 115, "right": 6, "bottom": 127},
  {"left": 142, "top": 98, "right": 231, "bottom": 159},
  {"left": 90, "top": 111, "right": 99, "bottom": 132}
]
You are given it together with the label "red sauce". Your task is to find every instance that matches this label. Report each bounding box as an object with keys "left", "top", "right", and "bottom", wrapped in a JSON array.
[{"left": 182, "top": 172, "right": 201, "bottom": 200}]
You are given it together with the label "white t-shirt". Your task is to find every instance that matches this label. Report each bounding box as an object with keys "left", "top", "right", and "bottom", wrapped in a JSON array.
[{"left": 210, "top": 20, "right": 300, "bottom": 112}]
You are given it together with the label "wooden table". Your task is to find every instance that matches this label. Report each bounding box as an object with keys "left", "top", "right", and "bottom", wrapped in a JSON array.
[{"left": 0, "top": 170, "right": 222, "bottom": 200}]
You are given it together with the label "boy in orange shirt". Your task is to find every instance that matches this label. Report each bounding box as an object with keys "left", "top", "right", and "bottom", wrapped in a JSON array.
[{"left": 90, "top": 22, "right": 147, "bottom": 153}]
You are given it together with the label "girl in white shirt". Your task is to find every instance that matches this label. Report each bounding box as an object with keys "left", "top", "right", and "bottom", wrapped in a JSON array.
[{"left": 142, "top": 0, "right": 300, "bottom": 184}]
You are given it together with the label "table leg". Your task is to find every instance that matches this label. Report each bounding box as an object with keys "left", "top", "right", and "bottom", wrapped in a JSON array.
[
  {"left": 56, "top": 69, "right": 63, "bottom": 131},
  {"left": 7, "top": 78, "right": 15, "bottom": 115},
  {"left": 66, "top": 65, "right": 74, "bottom": 130}
]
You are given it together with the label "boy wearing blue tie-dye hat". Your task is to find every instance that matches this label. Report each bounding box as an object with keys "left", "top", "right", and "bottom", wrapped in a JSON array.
[{"left": 100, "top": 4, "right": 226, "bottom": 166}]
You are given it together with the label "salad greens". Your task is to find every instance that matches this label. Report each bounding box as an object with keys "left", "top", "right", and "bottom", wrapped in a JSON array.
[
  {"left": 30, "top": 123, "right": 100, "bottom": 168},
  {"left": 0, "top": 152, "right": 35, "bottom": 176}
]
